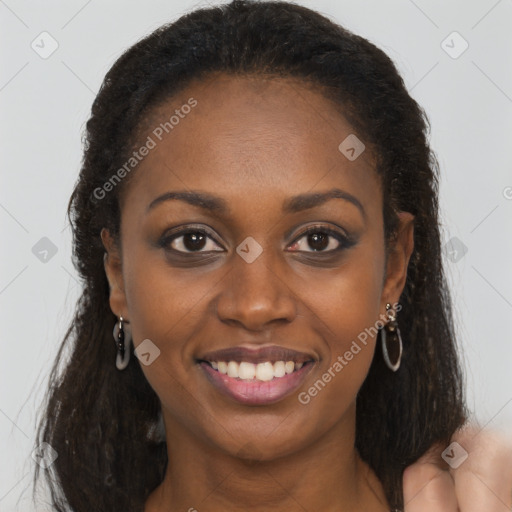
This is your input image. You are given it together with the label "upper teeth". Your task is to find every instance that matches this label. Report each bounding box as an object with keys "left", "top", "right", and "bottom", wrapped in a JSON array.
[{"left": 209, "top": 360, "right": 304, "bottom": 381}]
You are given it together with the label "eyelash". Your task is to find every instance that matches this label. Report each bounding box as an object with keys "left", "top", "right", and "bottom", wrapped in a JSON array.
[
  {"left": 289, "top": 225, "right": 353, "bottom": 253},
  {"left": 158, "top": 223, "right": 354, "bottom": 255}
]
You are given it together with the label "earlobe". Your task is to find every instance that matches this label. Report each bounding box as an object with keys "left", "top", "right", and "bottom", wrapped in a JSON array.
[
  {"left": 381, "top": 211, "right": 415, "bottom": 305},
  {"left": 100, "top": 228, "right": 128, "bottom": 318}
]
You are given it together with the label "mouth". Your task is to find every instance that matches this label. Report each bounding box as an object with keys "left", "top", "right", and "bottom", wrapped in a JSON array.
[{"left": 196, "top": 344, "right": 316, "bottom": 405}]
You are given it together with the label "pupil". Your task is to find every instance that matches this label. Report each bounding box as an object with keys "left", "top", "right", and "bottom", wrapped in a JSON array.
[
  {"left": 184, "top": 232, "right": 206, "bottom": 251},
  {"left": 309, "top": 232, "right": 328, "bottom": 251}
]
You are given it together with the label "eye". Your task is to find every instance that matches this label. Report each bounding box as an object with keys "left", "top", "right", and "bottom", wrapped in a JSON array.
[
  {"left": 288, "top": 225, "right": 351, "bottom": 253},
  {"left": 159, "top": 225, "right": 224, "bottom": 254}
]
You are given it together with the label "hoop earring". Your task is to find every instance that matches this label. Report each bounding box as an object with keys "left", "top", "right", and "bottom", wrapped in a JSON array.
[
  {"left": 380, "top": 303, "right": 403, "bottom": 372},
  {"left": 113, "top": 316, "right": 131, "bottom": 370}
]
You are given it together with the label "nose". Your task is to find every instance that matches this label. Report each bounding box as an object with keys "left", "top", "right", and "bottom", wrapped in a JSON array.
[{"left": 215, "top": 245, "right": 297, "bottom": 332}]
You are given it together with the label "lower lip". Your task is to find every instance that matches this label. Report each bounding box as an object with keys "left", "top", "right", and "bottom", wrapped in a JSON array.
[{"left": 198, "top": 361, "right": 315, "bottom": 405}]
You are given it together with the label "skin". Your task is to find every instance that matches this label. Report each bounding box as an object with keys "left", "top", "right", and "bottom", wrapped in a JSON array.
[
  {"left": 404, "top": 426, "right": 512, "bottom": 511},
  {"left": 102, "top": 73, "right": 415, "bottom": 511}
]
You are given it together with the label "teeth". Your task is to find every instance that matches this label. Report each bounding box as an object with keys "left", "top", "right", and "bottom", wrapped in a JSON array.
[
  {"left": 227, "top": 361, "right": 239, "bottom": 378},
  {"left": 239, "top": 361, "right": 255, "bottom": 380},
  {"left": 285, "top": 361, "right": 295, "bottom": 374},
  {"left": 207, "top": 360, "right": 307, "bottom": 381},
  {"left": 273, "top": 361, "right": 286, "bottom": 378},
  {"left": 255, "top": 362, "right": 274, "bottom": 381}
]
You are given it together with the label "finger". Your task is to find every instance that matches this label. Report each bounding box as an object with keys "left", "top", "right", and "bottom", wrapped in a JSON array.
[
  {"left": 403, "top": 458, "right": 458, "bottom": 512},
  {"left": 448, "top": 426, "right": 512, "bottom": 512}
]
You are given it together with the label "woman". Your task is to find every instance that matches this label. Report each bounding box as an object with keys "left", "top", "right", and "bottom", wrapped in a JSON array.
[{"left": 32, "top": 1, "right": 511, "bottom": 511}]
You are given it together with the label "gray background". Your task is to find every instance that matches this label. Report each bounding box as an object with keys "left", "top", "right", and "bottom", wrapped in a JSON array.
[{"left": 1, "top": 0, "right": 511, "bottom": 509}]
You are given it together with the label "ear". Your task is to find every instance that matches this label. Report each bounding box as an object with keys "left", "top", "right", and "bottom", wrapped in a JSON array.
[
  {"left": 380, "top": 211, "right": 415, "bottom": 308},
  {"left": 100, "top": 228, "right": 128, "bottom": 319}
]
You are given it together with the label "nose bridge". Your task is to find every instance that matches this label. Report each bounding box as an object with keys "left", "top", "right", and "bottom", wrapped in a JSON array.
[{"left": 215, "top": 238, "right": 297, "bottom": 329}]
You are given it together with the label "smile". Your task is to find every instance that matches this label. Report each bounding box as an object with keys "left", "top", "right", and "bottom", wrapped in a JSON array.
[{"left": 196, "top": 344, "right": 316, "bottom": 405}]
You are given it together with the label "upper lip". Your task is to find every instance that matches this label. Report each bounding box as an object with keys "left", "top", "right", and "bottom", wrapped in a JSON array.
[{"left": 197, "top": 344, "right": 316, "bottom": 365}]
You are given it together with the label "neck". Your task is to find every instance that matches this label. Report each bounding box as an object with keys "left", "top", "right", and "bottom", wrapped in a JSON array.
[{"left": 145, "top": 403, "right": 389, "bottom": 512}]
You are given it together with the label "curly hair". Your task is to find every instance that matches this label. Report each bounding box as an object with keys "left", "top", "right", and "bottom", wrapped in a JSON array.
[{"left": 33, "top": 1, "right": 467, "bottom": 510}]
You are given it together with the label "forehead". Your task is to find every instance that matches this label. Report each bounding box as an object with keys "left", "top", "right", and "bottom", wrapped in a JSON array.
[{"left": 122, "top": 73, "right": 381, "bottom": 217}]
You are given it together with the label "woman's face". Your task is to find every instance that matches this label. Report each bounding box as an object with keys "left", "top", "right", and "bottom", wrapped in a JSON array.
[{"left": 102, "top": 73, "right": 413, "bottom": 461}]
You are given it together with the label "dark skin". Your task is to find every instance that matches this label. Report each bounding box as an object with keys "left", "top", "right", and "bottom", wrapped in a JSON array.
[{"left": 102, "top": 73, "right": 415, "bottom": 511}]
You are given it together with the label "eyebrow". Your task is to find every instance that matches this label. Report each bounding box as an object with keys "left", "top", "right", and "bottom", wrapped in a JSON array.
[{"left": 147, "top": 187, "right": 366, "bottom": 220}]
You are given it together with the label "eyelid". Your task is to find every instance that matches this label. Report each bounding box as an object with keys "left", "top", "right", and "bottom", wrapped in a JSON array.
[
  {"left": 287, "top": 223, "right": 352, "bottom": 252},
  {"left": 159, "top": 221, "right": 353, "bottom": 256},
  {"left": 159, "top": 224, "right": 224, "bottom": 253}
]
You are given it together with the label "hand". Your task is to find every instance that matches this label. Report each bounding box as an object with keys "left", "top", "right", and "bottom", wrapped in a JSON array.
[{"left": 402, "top": 424, "right": 512, "bottom": 511}]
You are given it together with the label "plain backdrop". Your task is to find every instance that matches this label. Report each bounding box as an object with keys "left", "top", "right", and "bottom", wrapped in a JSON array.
[{"left": 1, "top": 0, "right": 511, "bottom": 510}]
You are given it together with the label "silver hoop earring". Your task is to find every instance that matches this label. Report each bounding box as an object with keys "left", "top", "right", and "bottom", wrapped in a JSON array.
[
  {"left": 113, "top": 316, "right": 131, "bottom": 370},
  {"left": 380, "top": 303, "right": 403, "bottom": 372}
]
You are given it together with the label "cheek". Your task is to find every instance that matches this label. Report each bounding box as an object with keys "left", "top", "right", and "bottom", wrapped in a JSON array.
[
  {"left": 121, "top": 253, "right": 207, "bottom": 416},
  {"left": 122, "top": 235, "right": 216, "bottom": 339},
  {"left": 301, "top": 244, "right": 385, "bottom": 404},
  {"left": 121, "top": 243, "right": 213, "bottom": 377},
  {"left": 311, "top": 244, "right": 384, "bottom": 345}
]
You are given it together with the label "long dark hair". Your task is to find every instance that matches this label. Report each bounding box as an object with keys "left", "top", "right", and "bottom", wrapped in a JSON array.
[{"left": 33, "top": 1, "right": 467, "bottom": 510}]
